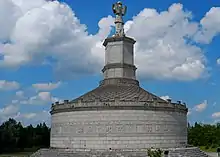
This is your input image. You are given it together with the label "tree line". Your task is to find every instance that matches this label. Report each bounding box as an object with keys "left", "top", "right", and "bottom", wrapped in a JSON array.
[
  {"left": 0, "top": 118, "right": 219, "bottom": 154},
  {"left": 188, "top": 122, "right": 220, "bottom": 150},
  {"left": 0, "top": 118, "right": 50, "bottom": 153}
]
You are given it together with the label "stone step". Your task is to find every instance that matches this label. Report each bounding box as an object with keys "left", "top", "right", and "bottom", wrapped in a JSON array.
[{"left": 30, "top": 147, "right": 210, "bottom": 157}]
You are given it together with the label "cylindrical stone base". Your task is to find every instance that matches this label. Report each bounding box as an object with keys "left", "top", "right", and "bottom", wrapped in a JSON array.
[{"left": 50, "top": 110, "right": 187, "bottom": 150}]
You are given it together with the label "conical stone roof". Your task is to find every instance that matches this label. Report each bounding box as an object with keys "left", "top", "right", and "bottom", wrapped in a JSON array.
[
  {"left": 51, "top": 78, "right": 187, "bottom": 114},
  {"left": 71, "top": 78, "right": 166, "bottom": 103}
]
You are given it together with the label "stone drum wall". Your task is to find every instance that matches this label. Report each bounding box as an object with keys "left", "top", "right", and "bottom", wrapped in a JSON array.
[{"left": 50, "top": 109, "right": 187, "bottom": 150}]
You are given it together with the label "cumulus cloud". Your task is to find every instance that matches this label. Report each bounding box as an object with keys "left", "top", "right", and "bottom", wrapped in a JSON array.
[
  {"left": 0, "top": 104, "right": 50, "bottom": 125},
  {"left": 187, "top": 108, "right": 192, "bottom": 116},
  {"left": 125, "top": 3, "right": 208, "bottom": 80},
  {"left": 213, "top": 102, "right": 217, "bottom": 106},
  {"left": 0, "top": 104, "right": 19, "bottom": 117},
  {"left": 15, "top": 110, "right": 50, "bottom": 126},
  {"left": 217, "top": 58, "right": 220, "bottom": 65},
  {"left": 0, "top": 0, "right": 111, "bottom": 77},
  {"left": 32, "top": 81, "right": 61, "bottom": 91},
  {"left": 194, "top": 100, "right": 208, "bottom": 112},
  {"left": 194, "top": 7, "right": 220, "bottom": 44},
  {"left": 16, "top": 90, "right": 24, "bottom": 98},
  {"left": 0, "top": 80, "right": 20, "bottom": 90},
  {"left": 1, "top": 1, "right": 220, "bottom": 80},
  {"left": 0, "top": 104, "right": 19, "bottom": 122},
  {"left": 20, "top": 91, "right": 60, "bottom": 105},
  {"left": 0, "top": 0, "right": 21, "bottom": 42},
  {"left": 0, "top": 43, "right": 3, "bottom": 52},
  {"left": 212, "top": 112, "right": 220, "bottom": 119}
]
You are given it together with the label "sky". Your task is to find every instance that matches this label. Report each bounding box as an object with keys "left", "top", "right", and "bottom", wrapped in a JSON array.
[{"left": 0, "top": 0, "right": 220, "bottom": 126}]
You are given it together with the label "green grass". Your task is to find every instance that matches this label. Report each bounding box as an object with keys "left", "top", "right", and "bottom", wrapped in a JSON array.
[
  {"left": 0, "top": 152, "right": 33, "bottom": 157},
  {"left": 0, "top": 148, "right": 37, "bottom": 157},
  {"left": 200, "top": 146, "right": 217, "bottom": 152}
]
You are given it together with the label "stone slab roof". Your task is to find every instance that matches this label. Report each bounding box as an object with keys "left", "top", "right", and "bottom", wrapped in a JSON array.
[
  {"left": 51, "top": 78, "right": 187, "bottom": 114},
  {"left": 70, "top": 83, "right": 167, "bottom": 103}
]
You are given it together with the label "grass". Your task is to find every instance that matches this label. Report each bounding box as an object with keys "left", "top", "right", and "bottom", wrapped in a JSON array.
[
  {"left": 200, "top": 146, "right": 217, "bottom": 152},
  {"left": 0, "top": 148, "right": 37, "bottom": 157},
  {"left": 0, "top": 152, "right": 33, "bottom": 157}
]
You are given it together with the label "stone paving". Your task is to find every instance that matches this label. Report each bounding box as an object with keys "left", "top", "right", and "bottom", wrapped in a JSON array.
[
  {"left": 31, "top": 147, "right": 210, "bottom": 157},
  {"left": 206, "top": 152, "right": 217, "bottom": 157}
]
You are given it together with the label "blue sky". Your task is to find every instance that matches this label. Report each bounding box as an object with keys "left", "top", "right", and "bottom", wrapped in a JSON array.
[{"left": 0, "top": 0, "right": 220, "bottom": 125}]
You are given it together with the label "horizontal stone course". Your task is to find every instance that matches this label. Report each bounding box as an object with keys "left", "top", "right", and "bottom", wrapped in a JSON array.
[{"left": 51, "top": 110, "right": 187, "bottom": 150}]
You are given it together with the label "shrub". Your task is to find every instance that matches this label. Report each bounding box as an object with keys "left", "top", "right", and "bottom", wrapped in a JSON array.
[
  {"left": 147, "top": 148, "right": 163, "bottom": 157},
  {"left": 205, "top": 145, "right": 209, "bottom": 150}
]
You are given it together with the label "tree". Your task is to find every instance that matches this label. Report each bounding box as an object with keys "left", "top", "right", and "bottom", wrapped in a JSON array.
[{"left": 0, "top": 118, "right": 50, "bottom": 153}]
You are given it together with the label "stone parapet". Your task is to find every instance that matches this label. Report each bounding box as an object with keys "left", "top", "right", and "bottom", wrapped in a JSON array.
[{"left": 50, "top": 101, "right": 187, "bottom": 115}]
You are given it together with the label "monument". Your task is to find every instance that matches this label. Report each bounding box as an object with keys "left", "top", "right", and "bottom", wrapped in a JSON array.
[{"left": 31, "top": 2, "right": 209, "bottom": 157}]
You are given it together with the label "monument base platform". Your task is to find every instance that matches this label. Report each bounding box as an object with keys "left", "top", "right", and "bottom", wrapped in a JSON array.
[{"left": 30, "top": 147, "right": 209, "bottom": 157}]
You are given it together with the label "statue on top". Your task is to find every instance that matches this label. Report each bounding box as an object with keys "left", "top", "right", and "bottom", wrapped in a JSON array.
[{"left": 112, "top": 1, "right": 127, "bottom": 37}]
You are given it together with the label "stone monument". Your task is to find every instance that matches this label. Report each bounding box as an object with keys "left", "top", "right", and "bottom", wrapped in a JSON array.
[{"left": 31, "top": 2, "right": 209, "bottom": 157}]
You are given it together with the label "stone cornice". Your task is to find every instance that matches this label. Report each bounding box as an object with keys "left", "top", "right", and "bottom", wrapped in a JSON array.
[
  {"left": 103, "top": 36, "right": 136, "bottom": 47},
  {"left": 99, "top": 78, "right": 139, "bottom": 86},
  {"left": 50, "top": 101, "right": 188, "bottom": 115},
  {"left": 102, "top": 63, "right": 137, "bottom": 73}
]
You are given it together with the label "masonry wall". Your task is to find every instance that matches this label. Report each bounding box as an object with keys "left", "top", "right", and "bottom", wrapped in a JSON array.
[
  {"left": 50, "top": 110, "right": 187, "bottom": 150},
  {"left": 103, "top": 68, "right": 135, "bottom": 79}
]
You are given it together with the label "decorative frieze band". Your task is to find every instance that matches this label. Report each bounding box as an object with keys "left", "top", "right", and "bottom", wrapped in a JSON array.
[
  {"left": 51, "top": 122, "right": 187, "bottom": 136},
  {"left": 102, "top": 63, "right": 137, "bottom": 73}
]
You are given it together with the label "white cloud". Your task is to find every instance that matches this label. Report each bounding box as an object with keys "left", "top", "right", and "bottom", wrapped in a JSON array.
[
  {"left": 212, "top": 112, "right": 220, "bottom": 119},
  {"left": 0, "top": 0, "right": 110, "bottom": 77},
  {"left": 0, "top": 43, "right": 3, "bottom": 52},
  {"left": 0, "top": 106, "right": 50, "bottom": 126},
  {"left": 32, "top": 81, "right": 61, "bottom": 91},
  {"left": 217, "top": 58, "right": 220, "bottom": 65},
  {"left": 213, "top": 102, "right": 217, "bottom": 106},
  {"left": 187, "top": 108, "right": 192, "bottom": 116},
  {"left": 213, "top": 119, "right": 220, "bottom": 124},
  {"left": 125, "top": 3, "right": 207, "bottom": 81},
  {"left": 1, "top": 1, "right": 220, "bottom": 81},
  {"left": 195, "top": 7, "right": 220, "bottom": 44},
  {"left": 0, "top": 80, "right": 20, "bottom": 90},
  {"left": 20, "top": 91, "right": 60, "bottom": 105},
  {"left": 12, "top": 100, "right": 19, "bottom": 104},
  {"left": 0, "top": 104, "right": 19, "bottom": 122},
  {"left": 16, "top": 90, "right": 24, "bottom": 98},
  {"left": 15, "top": 110, "right": 50, "bottom": 126},
  {"left": 160, "top": 95, "right": 171, "bottom": 101},
  {"left": 0, "top": 103, "right": 50, "bottom": 125},
  {"left": 22, "top": 113, "right": 37, "bottom": 119},
  {"left": 210, "top": 82, "right": 216, "bottom": 86},
  {"left": 194, "top": 100, "right": 208, "bottom": 112},
  {"left": 0, "top": 104, "right": 19, "bottom": 116},
  {"left": 0, "top": 0, "right": 21, "bottom": 42}
]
